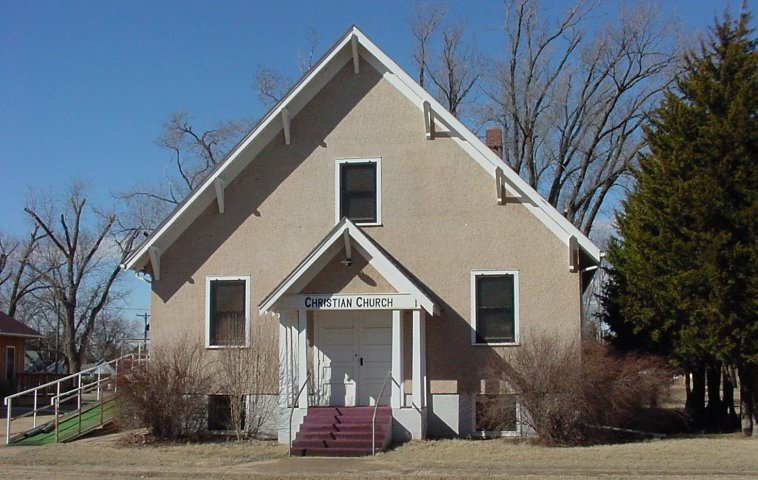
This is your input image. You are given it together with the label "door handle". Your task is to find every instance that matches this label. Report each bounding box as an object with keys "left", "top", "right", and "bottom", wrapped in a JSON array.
[{"left": 360, "top": 357, "right": 364, "bottom": 366}]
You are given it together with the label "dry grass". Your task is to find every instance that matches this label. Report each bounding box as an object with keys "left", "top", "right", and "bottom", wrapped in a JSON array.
[
  {"left": 0, "top": 431, "right": 756, "bottom": 479},
  {"left": 381, "top": 435, "right": 758, "bottom": 478},
  {"left": 2, "top": 434, "right": 285, "bottom": 468}
]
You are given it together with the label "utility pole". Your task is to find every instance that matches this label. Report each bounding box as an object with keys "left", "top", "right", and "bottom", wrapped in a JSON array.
[{"left": 136, "top": 312, "right": 150, "bottom": 349}]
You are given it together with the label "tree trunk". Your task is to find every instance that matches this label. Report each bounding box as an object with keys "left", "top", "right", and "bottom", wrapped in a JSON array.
[
  {"left": 63, "top": 307, "right": 81, "bottom": 374},
  {"left": 738, "top": 363, "right": 755, "bottom": 436},
  {"left": 724, "top": 365, "right": 736, "bottom": 417},
  {"left": 723, "top": 364, "right": 738, "bottom": 430},
  {"left": 686, "top": 365, "right": 706, "bottom": 428},
  {"left": 705, "top": 362, "right": 724, "bottom": 430}
]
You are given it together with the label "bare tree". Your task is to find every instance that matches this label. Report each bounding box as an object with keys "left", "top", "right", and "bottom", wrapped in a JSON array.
[
  {"left": 120, "top": 112, "right": 250, "bottom": 230},
  {"left": 24, "top": 184, "right": 137, "bottom": 373},
  {"left": 89, "top": 310, "right": 141, "bottom": 361},
  {"left": 411, "top": 1, "right": 448, "bottom": 88},
  {"left": 214, "top": 321, "right": 278, "bottom": 439},
  {"left": 0, "top": 238, "right": 7, "bottom": 279},
  {"left": 0, "top": 226, "right": 48, "bottom": 318},
  {"left": 482, "top": 0, "right": 678, "bottom": 235}
]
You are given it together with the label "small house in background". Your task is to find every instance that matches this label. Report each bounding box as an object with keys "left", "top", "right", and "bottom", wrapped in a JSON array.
[{"left": 0, "top": 311, "right": 43, "bottom": 386}]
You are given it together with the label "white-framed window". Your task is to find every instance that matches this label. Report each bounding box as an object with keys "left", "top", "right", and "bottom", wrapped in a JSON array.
[
  {"left": 471, "top": 270, "right": 519, "bottom": 345},
  {"left": 205, "top": 275, "right": 251, "bottom": 348},
  {"left": 474, "top": 394, "right": 522, "bottom": 437},
  {"left": 335, "top": 157, "right": 382, "bottom": 226}
]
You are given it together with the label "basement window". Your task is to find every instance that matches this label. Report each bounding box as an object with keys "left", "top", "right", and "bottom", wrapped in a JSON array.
[
  {"left": 335, "top": 158, "right": 382, "bottom": 225},
  {"left": 207, "top": 394, "right": 246, "bottom": 432},
  {"left": 475, "top": 394, "right": 520, "bottom": 437},
  {"left": 206, "top": 276, "right": 250, "bottom": 348}
]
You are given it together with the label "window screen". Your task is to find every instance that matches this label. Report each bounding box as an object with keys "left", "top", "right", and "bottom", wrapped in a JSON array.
[
  {"left": 340, "top": 162, "right": 377, "bottom": 223},
  {"left": 475, "top": 274, "right": 515, "bottom": 343},
  {"left": 209, "top": 280, "right": 246, "bottom": 346}
]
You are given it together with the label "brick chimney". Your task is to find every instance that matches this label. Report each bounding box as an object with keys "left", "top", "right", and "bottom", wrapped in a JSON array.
[{"left": 485, "top": 127, "right": 503, "bottom": 159}]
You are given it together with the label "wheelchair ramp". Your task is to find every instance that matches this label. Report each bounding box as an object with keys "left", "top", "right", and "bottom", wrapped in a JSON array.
[{"left": 10, "top": 397, "right": 117, "bottom": 446}]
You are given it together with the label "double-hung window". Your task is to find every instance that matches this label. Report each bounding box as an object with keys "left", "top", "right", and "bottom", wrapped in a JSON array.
[
  {"left": 471, "top": 270, "right": 519, "bottom": 345},
  {"left": 336, "top": 158, "right": 381, "bottom": 225},
  {"left": 206, "top": 276, "right": 250, "bottom": 347}
]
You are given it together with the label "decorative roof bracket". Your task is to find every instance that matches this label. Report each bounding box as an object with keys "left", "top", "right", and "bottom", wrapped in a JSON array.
[{"left": 423, "top": 101, "right": 435, "bottom": 140}]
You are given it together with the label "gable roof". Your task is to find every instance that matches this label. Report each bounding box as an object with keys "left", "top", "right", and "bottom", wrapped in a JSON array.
[
  {"left": 123, "top": 25, "right": 600, "bottom": 275},
  {"left": 259, "top": 218, "right": 438, "bottom": 316},
  {"left": 0, "top": 311, "right": 43, "bottom": 339}
]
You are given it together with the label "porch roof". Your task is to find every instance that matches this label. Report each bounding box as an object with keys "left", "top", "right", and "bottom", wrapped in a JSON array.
[
  {"left": 0, "top": 311, "right": 43, "bottom": 339},
  {"left": 259, "top": 218, "right": 438, "bottom": 316}
]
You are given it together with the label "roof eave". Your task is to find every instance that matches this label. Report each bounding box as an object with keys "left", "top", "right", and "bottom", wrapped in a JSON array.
[{"left": 124, "top": 26, "right": 362, "bottom": 273}]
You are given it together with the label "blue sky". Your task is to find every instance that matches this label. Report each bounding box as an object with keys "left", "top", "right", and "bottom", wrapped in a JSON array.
[{"left": 0, "top": 0, "right": 743, "bottom": 312}]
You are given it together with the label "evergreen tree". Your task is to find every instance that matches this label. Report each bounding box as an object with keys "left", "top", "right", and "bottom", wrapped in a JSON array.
[{"left": 602, "top": 12, "right": 758, "bottom": 435}]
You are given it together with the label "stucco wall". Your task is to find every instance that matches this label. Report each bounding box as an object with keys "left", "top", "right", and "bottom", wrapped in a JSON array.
[
  {"left": 150, "top": 57, "right": 581, "bottom": 395},
  {"left": 302, "top": 248, "right": 396, "bottom": 294}
]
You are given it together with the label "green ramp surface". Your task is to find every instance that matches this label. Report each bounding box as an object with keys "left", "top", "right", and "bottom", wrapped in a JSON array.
[{"left": 12, "top": 398, "right": 116, "bottom": 446}]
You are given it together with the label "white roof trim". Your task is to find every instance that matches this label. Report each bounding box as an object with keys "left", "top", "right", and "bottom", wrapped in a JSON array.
[
  {"left": 124, "top": 25, "right": 599, "bottom": 274},
  {"left": 259, "top": 218, "right": 437, "bottom": 316}
]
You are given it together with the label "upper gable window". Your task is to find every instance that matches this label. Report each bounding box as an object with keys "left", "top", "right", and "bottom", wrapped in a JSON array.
[{"left": 335, "top": 158, "right": 382, "bottom": 226}]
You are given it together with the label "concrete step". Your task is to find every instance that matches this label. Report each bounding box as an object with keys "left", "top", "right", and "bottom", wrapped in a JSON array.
[
  {"left": 293, "top": 438, "right": 380, "bottom": 449},
  {"left": 306, "top": 406, "right": 391, "bottom": 416},
  {"left": 290, "top": 446, "right": 378, "bottom": 457},
  {"left": 298, "top": 423, "right": 387, "bottom": 434},
  {"left": 295, "top": 430, "right": 386, "bottom": 441},
  {"left": 303, "top": 415, "right": 392, "bottom": 425},
  {"left": 293, "top": 406, "right": 392, "bottom": 457}
]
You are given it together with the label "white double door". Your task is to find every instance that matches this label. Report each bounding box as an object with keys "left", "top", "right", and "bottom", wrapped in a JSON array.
[{"left": 315, "top": 310, "right": 392, "bottom": 406}]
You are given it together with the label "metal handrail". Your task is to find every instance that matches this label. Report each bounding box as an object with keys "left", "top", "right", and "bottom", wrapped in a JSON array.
[
  {"left": 288, "top": 371, "right": 311, "bottom": 456},
  {"left": 372, "top": 370, "right": 393, "bottom": 456},
  {"left": 52, "top": 374, "right": 112, "bottom": 443},
  {"left": 4, "top": 351, "right": 146, "bottom": 444}
]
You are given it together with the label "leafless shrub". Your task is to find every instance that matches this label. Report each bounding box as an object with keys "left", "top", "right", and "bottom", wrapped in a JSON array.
[
  {"left": 486, "top": 334, "right": 672, "bottom": 445},
  {"left": 213, "top": 320, "right": 279, "bottom": 439},
  {"left": 116, "top": 337, "right": 212, "bottom": 440}
]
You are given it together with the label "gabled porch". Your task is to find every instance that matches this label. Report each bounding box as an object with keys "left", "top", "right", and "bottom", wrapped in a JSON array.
[{"left": 259, "top": 218, "right": 438, "bottom": 446}]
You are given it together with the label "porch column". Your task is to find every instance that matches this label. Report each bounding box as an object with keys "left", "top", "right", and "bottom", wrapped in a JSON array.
[
  {"left": 412, "top": 310, "right": 427, "bottom": 409},
  {"left": 278, "top": 312, "right": 293, "bottom": 407},
  {"left": 297, "top": 309, "right": 308, "bottom": 408},
  {"left": 391, "top": 310, "right": 404, "bottom": 408}
]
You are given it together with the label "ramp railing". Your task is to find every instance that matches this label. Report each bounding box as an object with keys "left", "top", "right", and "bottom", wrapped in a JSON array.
[{"left": 3, "top": 351, "right": 148, "bottom": 444}]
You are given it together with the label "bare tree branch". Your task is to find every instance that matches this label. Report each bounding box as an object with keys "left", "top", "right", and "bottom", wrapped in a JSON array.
[
  {"left": 411, "top": 1, "right": 448, "bottom": 88},
  {"left": 254, "top": 68, "right": 290, "bottom": 107},
  {"left": 118, "top": 112, "right": 250, "bottom": 232},
  {"left": 426, "top": 21, "right": 485, "bottom": 117},
  {"left": 297, "top": 26, "right": 320, "bottom": 74}
]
